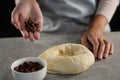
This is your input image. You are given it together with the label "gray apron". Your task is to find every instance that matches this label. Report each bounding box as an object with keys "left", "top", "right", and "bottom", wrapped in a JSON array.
[{"left": 37, "top": 0, "right": 110, "bottom": 34}]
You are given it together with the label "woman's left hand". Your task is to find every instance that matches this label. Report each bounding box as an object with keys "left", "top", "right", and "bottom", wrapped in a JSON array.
[{"left": 81, "top": 15, "right": 114, "bottom": 60}]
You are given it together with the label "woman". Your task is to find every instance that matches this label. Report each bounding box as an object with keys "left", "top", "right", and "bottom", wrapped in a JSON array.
[{"left": 11, "top": 0, "right": 119, "bottom": 60}]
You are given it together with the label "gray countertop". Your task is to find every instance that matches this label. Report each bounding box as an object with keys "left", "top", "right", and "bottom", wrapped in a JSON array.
[{"left": 0, "top": 32, "right": 120, "bottom": 80}]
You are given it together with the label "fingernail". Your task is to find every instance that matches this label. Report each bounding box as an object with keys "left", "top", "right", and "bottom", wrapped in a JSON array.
[
  {"left": 109, "top": 52, "right": 113, "bottom": 55},
  {"left": 13, "top": 24, "right": 19, "bottom": 30},
  {"left": 103, "top": 56, "right": 107, "bottom": 59},
  {"left": 94, "top": 54, "right": 97, "bottom": 58},
  {"left": 98, "top": 56, "right": 102, "bottom": 60},
  {"left": 98, "top": 58, "right": 102, "bottom": 60},
  {"left": 30, "top": 39, "right": 34, "bottom": 42},
  {"left": 36, "top": 37, "right": 40, "bottom": 40},
  {"left": 24, "top": 36, "right": 28, "bottom": 39}
]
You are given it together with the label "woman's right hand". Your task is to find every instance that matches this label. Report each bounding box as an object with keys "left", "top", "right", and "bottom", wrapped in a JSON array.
[{"left": 11, "top": 0, "right": 43, "bottom": 41}]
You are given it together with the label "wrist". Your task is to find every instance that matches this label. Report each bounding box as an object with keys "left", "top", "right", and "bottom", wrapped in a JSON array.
[{"left": 88, "top": 14, "right": 108, "bottom": 33}]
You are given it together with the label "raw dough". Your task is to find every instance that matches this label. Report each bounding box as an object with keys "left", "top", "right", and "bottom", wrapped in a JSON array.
[{"left": 38, "top": 43, "right": 95, "bottom": 74}]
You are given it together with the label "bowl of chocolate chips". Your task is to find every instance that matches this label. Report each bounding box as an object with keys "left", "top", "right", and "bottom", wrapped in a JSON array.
[{"left": 11, "top": 57, "right": 47, "bottom": 80}]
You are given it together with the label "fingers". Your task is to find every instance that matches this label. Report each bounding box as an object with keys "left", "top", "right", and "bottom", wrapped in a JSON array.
[
  {"left": 28, "top": 17, "right": 41, "bottom": 41},
  {"left": 11, "top": 12, "right": 20, "bottom": 29},
  {"left": 19, "top": 14, "right": 25, "bottom": 28},
  {"left": 87, "top": 36, "right": 99, "bottom": 58},
  {"left": 97, "top": 39, "right": 114, "bottom": 60},
  {"left": 33, "top": 17, "right": 43, "bottom": 32},
  {"left": 98, "top": 39, "right": 105, "bottom": 60},
  {"left": 34, "top": 31, "right": 40, "bottom": 40},
  {"left": 27, "top": 31, "right": 40, "bottom": 41},
  {"left": 29, "top": 32, "right": 35, "bottom": 41},
  {"left": 86, "top": 35, "right": 113, "bottom": 60},
  {"left": 19, "top": 16, "right": 41, "bottom": 41},
  {"left": 109, "top": 43, "right": 114, "bottom": 55},
  {"left": 20, "top": 30, "right": 29, "bottom": 39},
  {"left": 20, "top": 29, "right": 40, "bottom": 41},
  {"left": 20, "top": 30, "right": 40, "bottom": 41},
  {"left": 37, "top": 22, "right": 43, "bottom": 32},
  {"left": 103, "top": 40, "right": 111, "bottom": 58},
  {"left": 81, "top": 33, "right": 89, "bottom": 49},
  {"left": 97, "top": 40, "right": 114, "bottom": 60},
  {"left": 19, "top": 15, "right": 29, "bottom": 39},
  {"left": 92, "top": 40, "right": 99, "bottom": 58},
  {"left": 11, "top": 10, "right": 29, "bottom": 39}
]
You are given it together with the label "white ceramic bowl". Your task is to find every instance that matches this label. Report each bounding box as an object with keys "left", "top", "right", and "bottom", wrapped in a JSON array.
[{"left": 11, "top": 57, "right": 47, "bottom": 80}]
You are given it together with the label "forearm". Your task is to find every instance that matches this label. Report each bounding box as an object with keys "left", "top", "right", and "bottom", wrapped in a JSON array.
[
  {"left": 96, "top": 0, "right": 119, "bottom": 23},
  {"left": 88, "top": 15, "right": 107, "bottom": 32},
  {"left": 89, "top": 0, "right": 119, "bottom": 32}
]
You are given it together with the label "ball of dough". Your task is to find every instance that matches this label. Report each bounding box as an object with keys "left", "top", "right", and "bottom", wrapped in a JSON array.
[{"left": 38, "top": 43, "right": 95, "bottom": 74}]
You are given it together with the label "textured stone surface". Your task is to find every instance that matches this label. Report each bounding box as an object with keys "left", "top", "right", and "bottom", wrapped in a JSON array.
[{"left": 0, "top": 32, "right": 120, "bottom": 80}]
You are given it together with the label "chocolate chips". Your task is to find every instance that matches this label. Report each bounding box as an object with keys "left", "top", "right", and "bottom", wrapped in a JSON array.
[
  {"left": 14, "top": 61, "right": 43, "bottom": 73},
  {"left": 24, "top": 18, "right": 39, "bottom": 33}
]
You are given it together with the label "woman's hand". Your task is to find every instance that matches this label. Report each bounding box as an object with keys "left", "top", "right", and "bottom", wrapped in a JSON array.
[
  {"left": 81, "top": 15, "right": 114, "bottom": 60},
  {"left": 11, "top": 0, "right": 43, "bottom": 41}
]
